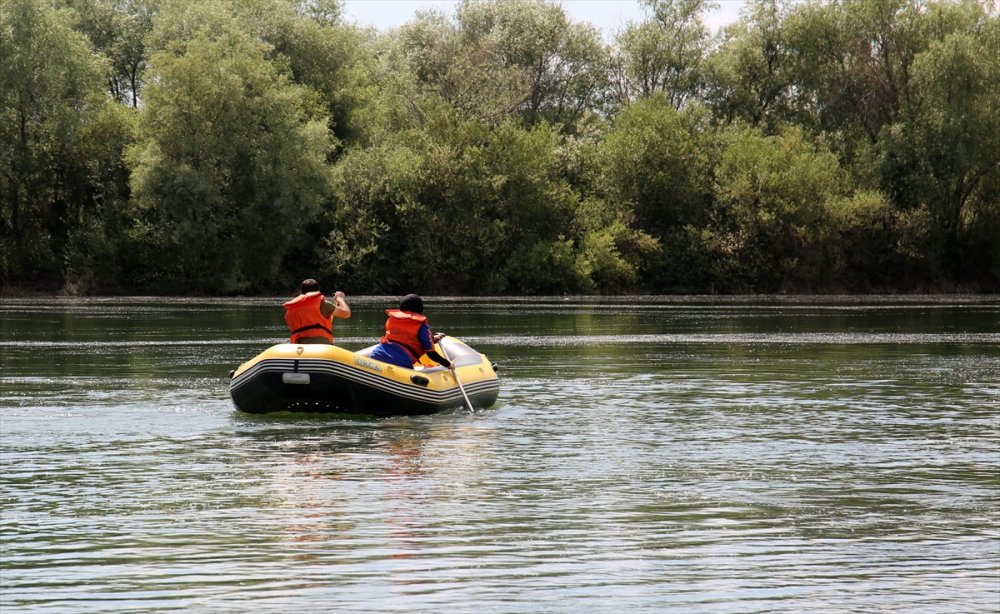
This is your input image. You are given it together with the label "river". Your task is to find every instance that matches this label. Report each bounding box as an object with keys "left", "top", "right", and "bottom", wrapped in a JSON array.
[{"left": 1, "top": 295, "right": 998, "bottom": 612}]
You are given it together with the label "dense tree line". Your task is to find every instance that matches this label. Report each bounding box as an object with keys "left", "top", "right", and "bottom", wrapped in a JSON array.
[{"left": 2, "top": 0, "right": 997, "bottom": 295}]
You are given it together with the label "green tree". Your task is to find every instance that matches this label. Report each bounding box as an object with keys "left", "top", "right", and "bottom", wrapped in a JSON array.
[
  {"left": 61, "top": 98, "right": 137, "bottom": 294},
  {"left": 395, "top": 8, "right": 530, "bottom": 127},
  {"left": 128, "top": 2, "right": 335, "bottom": 292},
  {"left": 292, "top": 0, "right": 342, "bottom": 27},
  {"left": 611, "top": 0, "right": 714, "bottom": 108},
  {"left": 0, "top": 0, "right": 110, "bottom": 287},
  {"left": 880, "top": 22, "right": 1000, "bottom": 281},
  {"left": 591, "top": 97, "right": 713, "bottom": 290},
  {"left": 703, "top": 0, "right": 794, "bottom": 131},
  {"left": 58, "top": 0, "right": 156, "bottom": 108},
  {"left": 712, "top": 126, "right": 850, "bottom": 291},
  {"left": 457, "top": 0, "right": 609, "bottom": 131},
  {"left": 326, "top": 111, "right": 587, "bottom": 294},
  {"left": 323, "top": 139, "right": 423, "bottom": 292},
  {"left": 781, "top": 0, "right": 983, "bottom": 143},
  {"left": 226, "top": 0, "right": 365, "bottom": 144},
  {"left": 599, "top": 98, "right": 712, "bottom": 236},
  {"left": 824, "top": 189, "right": 929, "bottom": 291}
]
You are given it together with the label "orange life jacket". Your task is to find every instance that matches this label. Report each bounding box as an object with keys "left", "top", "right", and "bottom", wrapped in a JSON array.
[
  {"left": 283, "top": 292, "right": 333, "bottom": 343},
  {"left": 379, "top": 309, "right": 427, "bottom": 361}
]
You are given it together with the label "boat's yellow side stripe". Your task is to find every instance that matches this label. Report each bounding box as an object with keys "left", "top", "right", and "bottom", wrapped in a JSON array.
[{"left": 231, "top": 342, "right": 497, "bottom": 392}]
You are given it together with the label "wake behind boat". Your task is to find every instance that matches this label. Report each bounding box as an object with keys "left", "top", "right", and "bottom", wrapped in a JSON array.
[{"left": 228, "top": 336, "right": 499, "bottom": 415}]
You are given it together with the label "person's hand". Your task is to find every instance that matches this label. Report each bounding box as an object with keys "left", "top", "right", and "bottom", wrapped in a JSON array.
[
  {"left": 334, "top": 290, "right": 346, "bottom": 301},
  {"left": 433, "top": 332, "right": 445, "bottom": 342}
]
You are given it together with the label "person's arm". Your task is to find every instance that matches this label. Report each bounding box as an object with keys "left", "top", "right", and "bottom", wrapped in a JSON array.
[
  {"left": 425, "top": 349, "right": 452, "bottom": 369},
  {"left": 419, "top": 324, "right": 451, "bottom": 368},
  {"left": 331, "top": 291, "right": 350, "bottom": 318}
]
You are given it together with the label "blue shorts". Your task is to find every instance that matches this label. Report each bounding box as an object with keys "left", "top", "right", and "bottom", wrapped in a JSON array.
[{"left": 369, "top": 342, "right": 417, "bottom": 368}]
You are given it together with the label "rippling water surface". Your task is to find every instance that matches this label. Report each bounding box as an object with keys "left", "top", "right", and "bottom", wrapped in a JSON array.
[{"left": 2, "top": 296, "right": 998, "bottom": 612}]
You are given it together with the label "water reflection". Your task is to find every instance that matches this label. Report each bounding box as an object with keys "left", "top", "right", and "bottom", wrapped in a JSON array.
[{"left": 226, "top": 417, "right": 501, "bottom": 577}]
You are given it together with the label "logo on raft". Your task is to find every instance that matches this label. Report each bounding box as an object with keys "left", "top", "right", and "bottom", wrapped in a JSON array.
[{"left": 355, "top": 357, "right": 382, "bottom": 372}]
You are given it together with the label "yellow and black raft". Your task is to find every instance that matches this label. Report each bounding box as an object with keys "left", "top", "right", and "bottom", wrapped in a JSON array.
[{"left": 229, "top": 336, "right": 499, "bottom": 415}]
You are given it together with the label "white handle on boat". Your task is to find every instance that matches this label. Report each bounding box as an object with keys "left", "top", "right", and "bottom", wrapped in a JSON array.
[{"left": 440, "top": 342, "right": 474, "bottom": 412}]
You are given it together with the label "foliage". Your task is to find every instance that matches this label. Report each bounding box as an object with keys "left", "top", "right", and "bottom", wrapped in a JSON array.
[
  {"left": 1, "top": 0, "right": 110, "bottom": 287},
  {"left": 703, "top": 0, "right": 796, "bottom": 131},
  {"left": 599, "top": 97, "right": 713, "bottom": 233},
  {"left": 326, "top": 112, "right": 588, "bottom": 294},
  {"left": 61, "top": 101, "right": 137, "bottom": 294},
  {"left": 55, "top": 0, "right": 155, "bottom": 108},
  {"left": 3, "top": 0, "right": 998, "bottom": 294},
  {"left": 127, "top": 0, "right": 335, "bottom": 293},
  {"left": 612, "top": 0, "right": 715, "bottom": 109},
  {"left": 879, "top": 23, "right": 1000, "bottom": 278},
  {"left": 456, "top": 0, "right": 609, "bottom": 130},
  {"left": 395, "top": 8, "right": 530, "bottom": 127}
]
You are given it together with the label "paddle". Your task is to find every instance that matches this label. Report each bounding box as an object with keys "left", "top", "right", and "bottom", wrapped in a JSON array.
[{"left": 438, "top": 339, "right": 474, "bottom": 412}]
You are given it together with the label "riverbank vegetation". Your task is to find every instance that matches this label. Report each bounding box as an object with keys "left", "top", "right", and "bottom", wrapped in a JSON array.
[{"left": 2, "top": 0, "right": 998, "bottom": 295}]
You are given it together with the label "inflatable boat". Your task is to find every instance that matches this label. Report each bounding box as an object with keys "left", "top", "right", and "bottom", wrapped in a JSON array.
[{"left": 229, "top": 336, "right": 499, "bottom": 415}]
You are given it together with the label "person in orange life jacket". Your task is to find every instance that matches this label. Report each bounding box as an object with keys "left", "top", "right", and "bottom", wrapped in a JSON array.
[
  {"left": 283, "top": 279, "right": 351, "bottom": 344},
  {"left": 369, "top": 294, "right": 453, "bottom": 370}
]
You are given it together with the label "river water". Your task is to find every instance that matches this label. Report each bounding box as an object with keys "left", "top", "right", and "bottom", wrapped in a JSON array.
[{"left": 1, "top": 296, "right": 998, "bottom": 613}]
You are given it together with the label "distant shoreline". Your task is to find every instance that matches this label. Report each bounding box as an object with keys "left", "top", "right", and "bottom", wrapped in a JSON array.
[{"left": 4, "top": 286, "right": 997, "bottom": 301}]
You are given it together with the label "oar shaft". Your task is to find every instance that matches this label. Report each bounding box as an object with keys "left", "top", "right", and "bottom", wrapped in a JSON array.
[{"left": 440, "top": 342, "right": 474, "bottom": 412}]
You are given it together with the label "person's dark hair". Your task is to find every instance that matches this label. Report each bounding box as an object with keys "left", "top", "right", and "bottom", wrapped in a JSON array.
[
  {"left": 399, "top": 294, "right": 423, "bottom": 314},
  {"left": 300, "top": 279, "right": 321, "bottom": 294}
]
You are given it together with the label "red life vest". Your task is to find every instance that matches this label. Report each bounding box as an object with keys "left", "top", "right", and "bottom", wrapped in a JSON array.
[
  {"left": 380, "top": 309, "right": 427, "bottom": 361},
  {"left": 283, "top": 292, "right": 333, "bottom": 343}
]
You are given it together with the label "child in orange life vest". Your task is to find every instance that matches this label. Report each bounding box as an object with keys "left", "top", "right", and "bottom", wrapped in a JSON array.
[
  {"left": 369, "top": 294, "right": 453, "bottom": 370},
  {"left": 283, "top": 279, "right": 351, "bottom": 344}
]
